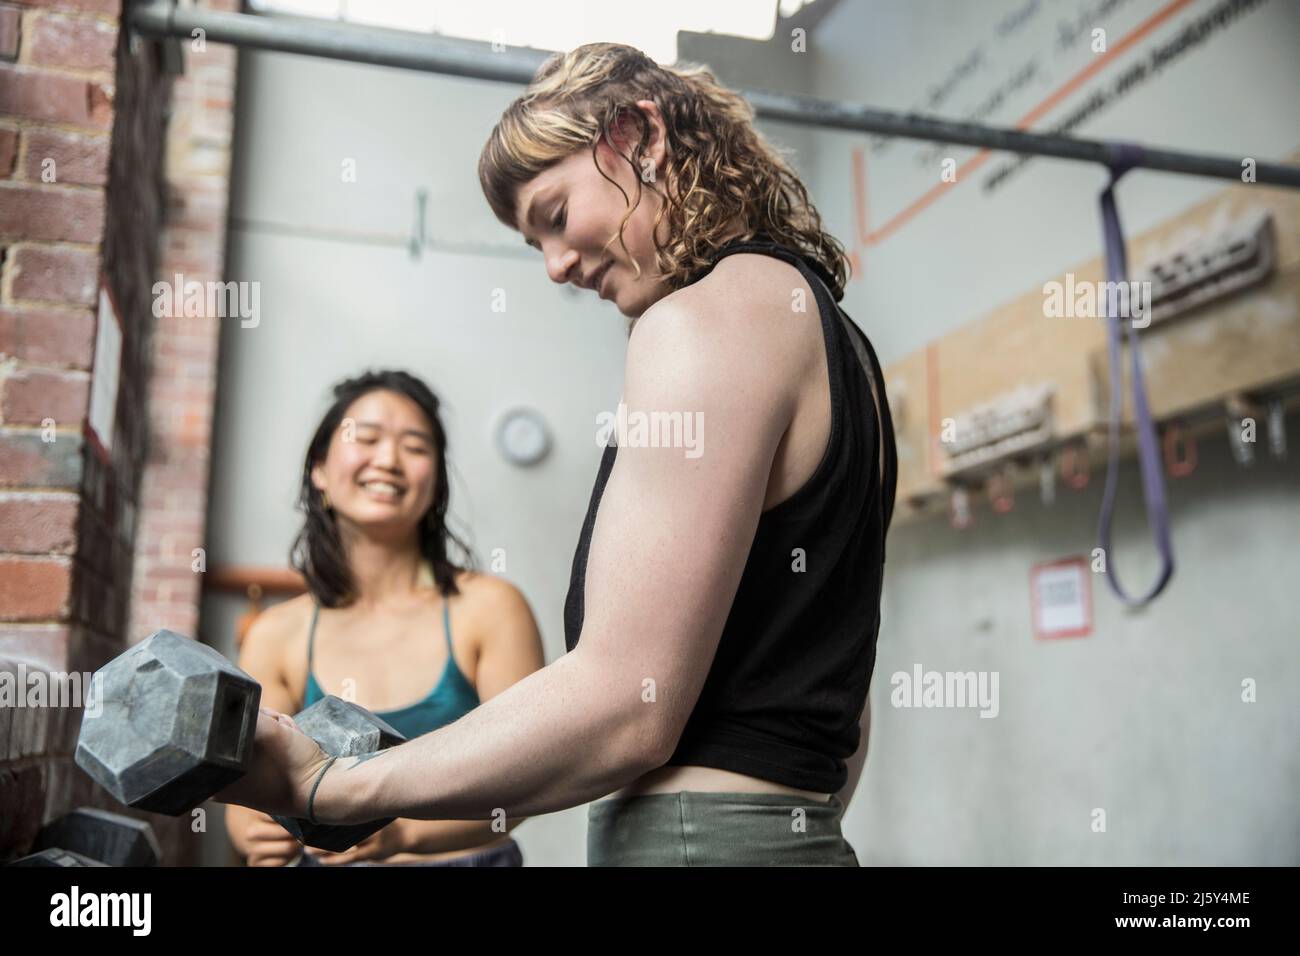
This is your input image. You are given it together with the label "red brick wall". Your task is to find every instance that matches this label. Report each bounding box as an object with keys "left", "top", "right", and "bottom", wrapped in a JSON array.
[
  {"left": 130, "top": 0, "right": 239, "bottom": 642},
  {"left": 0, "top": 0, "right": 127, "bottom": 864},
  {"left": 0, "top": 0, "right": 238, "bottom": 865}
]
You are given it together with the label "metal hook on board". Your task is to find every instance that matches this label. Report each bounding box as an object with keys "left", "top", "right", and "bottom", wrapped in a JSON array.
[
  {"left": 1059, "top": 440, "right": 1090, "bottom": 491},
  {"left": 988, "top": 468, "right": 1015, "bottom": 515},
  {"left": 1267, "top": 399, "right": 1287, "bottom": 459},
  {"left": 1039, "top": 455, "right": 1056, "bottom": 506},
  {"left": 949, "top": 486, "right": 973, "bottom": 530},
  {"left": 1162, "top": 421, "right": 1197, "bottom": 478}
]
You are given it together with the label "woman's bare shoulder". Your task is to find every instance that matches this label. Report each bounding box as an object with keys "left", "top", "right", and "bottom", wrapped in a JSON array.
[
  {"left": 651, "top": 252, "right": 819, "bottom": 350},
  {"left": 241, "top": 593, "right": 315, "bottom": 663},
  {"left": 453, "top": 569, "right": 530, "bottom": 612},
  {"left": 450, "top": 571, "right": 542, "bottom": 672},
  {"left": 700, "top": 248, "right": 815, "bottom": 304},
  {"left": 632, "top": 252, "right": 818, "bottom": 420}
]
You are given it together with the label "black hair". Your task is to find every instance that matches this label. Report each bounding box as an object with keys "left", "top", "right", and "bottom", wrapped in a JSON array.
[{"left": 290, "top": 369, "right": 474, "bottom": 607}]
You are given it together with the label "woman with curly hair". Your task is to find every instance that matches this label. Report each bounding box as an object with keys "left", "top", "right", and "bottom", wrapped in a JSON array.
[{"left": 217, "top": 42, "right": 897, "bottom": 867}]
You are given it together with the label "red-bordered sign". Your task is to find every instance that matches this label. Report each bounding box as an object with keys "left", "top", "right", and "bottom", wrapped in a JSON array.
[{"left": 1029, "top": 555, "right": 1093, "bottom": 640}]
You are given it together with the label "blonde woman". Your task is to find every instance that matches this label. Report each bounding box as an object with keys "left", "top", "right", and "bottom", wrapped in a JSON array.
[{"left": 218, "top": 43, "right": 896, "bottom": 867}]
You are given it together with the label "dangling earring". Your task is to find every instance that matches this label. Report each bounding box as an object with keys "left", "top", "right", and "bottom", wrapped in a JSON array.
[{"left": 320, "top": 489, "right": 332, "bottom": 512}]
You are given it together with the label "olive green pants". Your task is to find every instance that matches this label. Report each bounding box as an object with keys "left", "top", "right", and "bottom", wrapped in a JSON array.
[{"left": 587, "top": 791, "right": 859, "bottom": 867}]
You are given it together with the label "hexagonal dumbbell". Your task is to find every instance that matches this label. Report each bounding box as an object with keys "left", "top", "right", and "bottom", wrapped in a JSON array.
[
  {"left": 36, "top": 807, "right": 161, "bottom": 867},
  {"left": 271, "top": 695, "right": 406, "bottom": 852},
  {"left": 75, "top": 629, "right": 404, "bottom": 852},
  {"left": 76, "top": 630, "right": 261, "bottom": 815}
]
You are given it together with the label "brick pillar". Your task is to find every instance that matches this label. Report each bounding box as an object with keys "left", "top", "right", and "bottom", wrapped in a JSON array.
[
  {"left": 1, "top": 0, "right": 117, "bottom": 659},
  {"left": 129, "top": 0, "right": 239, "bottom": 642},
  {"left": 0, "top": 0, "right": 127, "bottom": 862},
  {"left": 0, "top": 0, "right": 238, "bottom": 865}
]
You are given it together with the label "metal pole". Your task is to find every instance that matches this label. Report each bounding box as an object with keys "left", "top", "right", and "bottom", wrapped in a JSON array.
[
  {"left": 130, "top": 2, "right": 549, "bottom": 82},
  {"left": 742, "top": 88, "right": 1300, "bottom": 186},
  {"left": 128, "top": 1, "right": 1300, "bottom": 190}
]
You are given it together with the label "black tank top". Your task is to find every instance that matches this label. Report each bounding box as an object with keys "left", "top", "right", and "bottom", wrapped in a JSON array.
[{"left": 562, "top": 235, "right": 898, "bottom": 793}]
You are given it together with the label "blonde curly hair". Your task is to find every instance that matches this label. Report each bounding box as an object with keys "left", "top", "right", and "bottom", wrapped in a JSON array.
[{"left": 478, "top": 42, "right": 851, "bottom": 300}]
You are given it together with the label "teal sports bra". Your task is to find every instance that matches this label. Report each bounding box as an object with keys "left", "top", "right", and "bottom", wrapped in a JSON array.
[{"left": 303, "top": 600, "right": 480, "bottom": 740}]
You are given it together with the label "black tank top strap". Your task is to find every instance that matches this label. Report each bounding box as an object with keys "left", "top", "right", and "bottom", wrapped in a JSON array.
[
  {"left": 697, "top": 232, "right": 879, "bottom": 510},
  {"left": 685, "top": 233, "right": 841, "bottom": 300},
  {"left": 712, "top": 232, "right": 893, "bottom": 533}
]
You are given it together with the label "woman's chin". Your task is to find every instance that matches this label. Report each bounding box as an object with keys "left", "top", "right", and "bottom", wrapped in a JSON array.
[
  {"left": 339, "top": 509, "right": 418, "bottom": 535},
  {"left": 619, "top": 280, "right": 673, "bottom": 321},
  {"left": 618, "top": 293, "right": 647, "bottom": 320}
]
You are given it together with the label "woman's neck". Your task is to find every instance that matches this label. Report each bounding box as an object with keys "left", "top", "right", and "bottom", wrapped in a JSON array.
[{"left": 341, "top": 532, "right": 427, "bottom": 610}]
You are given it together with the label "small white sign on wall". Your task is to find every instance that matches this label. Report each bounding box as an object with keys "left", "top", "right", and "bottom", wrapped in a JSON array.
[
  {"left": 88, "top": 283, "right": 123, "bottom": 461},
  {"left": 1030, "top": 556, "right": 1092, "bottom": 639}
]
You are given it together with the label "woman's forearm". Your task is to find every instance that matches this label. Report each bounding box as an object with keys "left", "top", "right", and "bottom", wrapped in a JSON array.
[{"left": 315, "top": 649, "right": 663, "bottom": 825}]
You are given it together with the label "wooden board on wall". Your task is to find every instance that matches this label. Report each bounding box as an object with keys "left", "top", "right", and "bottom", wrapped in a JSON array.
[
  {"left": 1095, "top": 266, "right": 1300, "bottom": 423},
  {"left": 884, "top": 151, "right": 1300, "bottom": 524},
  {"left": 881, "top": 347, "right": 933, "bottom": 507},
  {"left": 1095, "top": 175, "right": 1300, "bottom": 422},
  {"left": 936, "top": 265, "right": 1108, "bottom": 439}
]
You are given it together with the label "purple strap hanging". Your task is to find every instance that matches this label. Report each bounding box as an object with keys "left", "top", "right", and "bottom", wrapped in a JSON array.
[{"left": 1095, "top": 143, "right": 1175, "bottom": 606}]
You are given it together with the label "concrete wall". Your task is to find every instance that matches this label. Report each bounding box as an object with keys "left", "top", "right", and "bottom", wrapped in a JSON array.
[{"left": 797, "top": 0, "right": 1300, "bottom": 864}]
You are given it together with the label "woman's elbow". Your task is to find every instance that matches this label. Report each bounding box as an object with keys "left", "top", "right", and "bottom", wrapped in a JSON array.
[
  {"left": 573, "top": 649, "right": 680, "bottom": 774},
  {"left": 612, "top": 705, "right": 676, "bottom": 776},
  {"left": 636, "top": 708, "right": 684, "bottom": 772}
]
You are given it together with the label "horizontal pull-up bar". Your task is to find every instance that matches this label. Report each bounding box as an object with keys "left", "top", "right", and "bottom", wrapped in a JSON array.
[{"left": 127, "top": 1, "right": 1300, "bottom": 189}]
